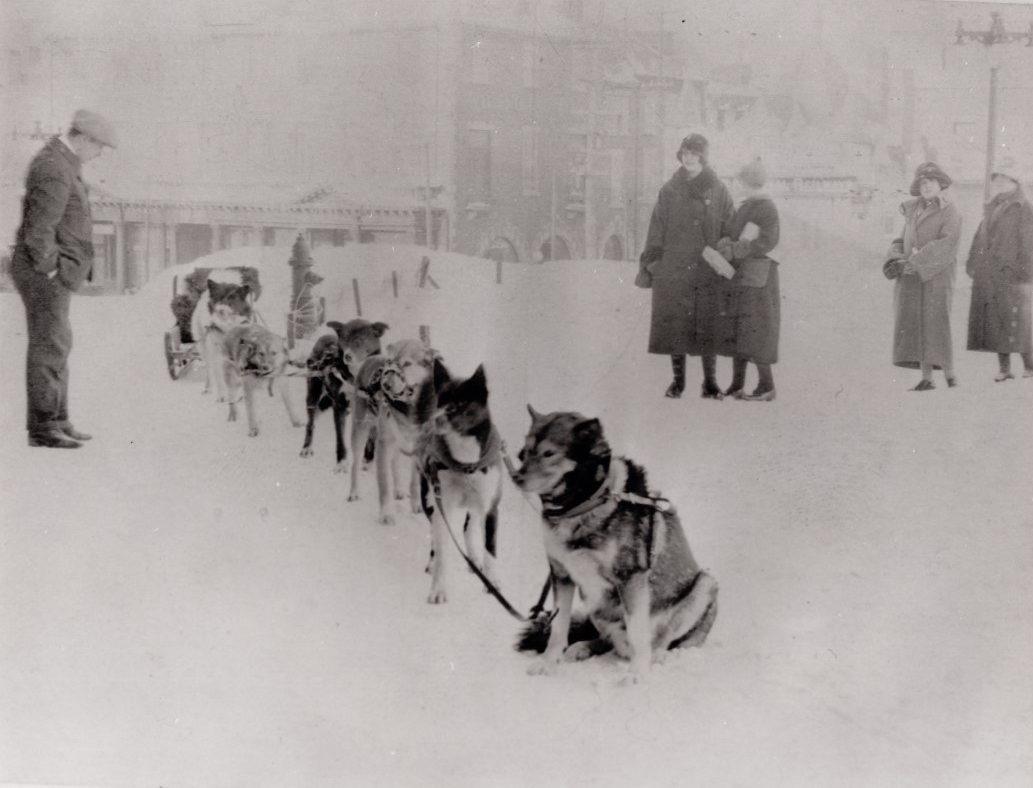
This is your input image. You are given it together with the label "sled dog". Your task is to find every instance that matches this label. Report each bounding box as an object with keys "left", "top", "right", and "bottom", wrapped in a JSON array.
[
  {"left": 222, "top": 323, "right": 304, "bottom": 437},
  {"left": 299, "top": 332, "right": 352, "bottom": 470},
  {"left": 348, "top": 338, "right": 439, "bottom": 525},
  {"left": 191, "top": 280, "right": 254, "bottom": 401},
  {"left": 512, "top": 408, "right": 718, "bottom": 679},
  {"left": 415, "top": 360, "right": 504, "bottom": 604}
]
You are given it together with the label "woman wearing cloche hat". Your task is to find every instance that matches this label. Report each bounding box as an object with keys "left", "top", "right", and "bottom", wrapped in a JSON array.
[
  {"left": 965, "top": 158, "right": 1033, "bottom": 381},
  {"left": 883, "top": 161, "right": 962, "bottom": 391},
  {"left": 638, "top": 133, "right": 736, "bottom": 399}
]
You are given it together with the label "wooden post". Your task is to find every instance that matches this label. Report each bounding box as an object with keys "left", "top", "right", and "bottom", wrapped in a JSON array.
[
  {"left": 352, "top": 278, "right": 362, "bottom": 316},
  {"left": 496, "top": 258, "right": 503, "bottom": 284},
  {"left": 392, "top": 269, "right": 399, "bottom": 298},
  {"left": 418, "top": 255, "right": 440, "bottom": 289},
  {"left": 419, "top": 325, "right": 431, "bottom": 346}
]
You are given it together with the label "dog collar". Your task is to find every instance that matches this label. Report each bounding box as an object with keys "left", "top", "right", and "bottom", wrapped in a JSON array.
[
  {"left": 423, "top": 426, "right": 503, "bottom": 475},
  {"left": 541, "top": 459, "right": 671, "bottom": 522},
  {"left": 541, "top": 459, "right": 621, "bottom": 521}
]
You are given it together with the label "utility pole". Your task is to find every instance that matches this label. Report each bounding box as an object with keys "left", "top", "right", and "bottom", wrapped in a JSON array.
[
  {"left": 425, "top": 141, "right": 433, "bottom": 248},
  {"left": 954, "top": 12, "right": 1033, "bottom": 200},
  {"left": 550, "top": 154, "right": 557, "bottom": 261}
]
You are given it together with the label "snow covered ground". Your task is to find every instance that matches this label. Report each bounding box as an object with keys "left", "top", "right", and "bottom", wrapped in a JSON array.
[{"left": 1, "top": 238, "right": 1031, "bottom": 787}]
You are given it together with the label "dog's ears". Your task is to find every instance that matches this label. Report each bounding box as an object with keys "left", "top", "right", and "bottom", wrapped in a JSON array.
[
  {"left": 572, "top": 418, "right": 606, "bottom": 457},
  {"left": 372, "top": 321, "right": 389, "bottom": 338},
  {"left": 527, "top": 404, "right": 546, "bottom": 424},
  {"left": 326, "top": 320, "right": 345, "bottom": 337},
  {"left": 466, "top": 364, "right": 488, "bottom": 401}
]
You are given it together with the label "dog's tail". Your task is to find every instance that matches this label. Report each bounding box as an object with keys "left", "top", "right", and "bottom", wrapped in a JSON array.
[{"left": 514, "top": 613, "right": 599, "bottom": 653}]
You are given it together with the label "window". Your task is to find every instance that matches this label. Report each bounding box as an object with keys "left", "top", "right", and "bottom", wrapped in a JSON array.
[
  {"left": 467, "top": 128, "right": 492, "bottom": 202},
  {"left": 464, "top": 35, "right": 491, "bottom": 84},
  {"left": 610, "top": 150, "right": 624, "bottom": 207},
  {"left": 522, "top": 126, "right": 539, "bottom": 196},
  {"left": 569, "top": 134, "right": 587, "bottom": 198}
]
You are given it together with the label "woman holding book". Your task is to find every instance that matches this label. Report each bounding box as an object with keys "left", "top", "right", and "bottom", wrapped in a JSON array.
[
  {"left": 713, "top": 158, "right": 782, "bottom": 400},
  {"left": 638, "top": 133, "right": 735, "bottom": 399}
]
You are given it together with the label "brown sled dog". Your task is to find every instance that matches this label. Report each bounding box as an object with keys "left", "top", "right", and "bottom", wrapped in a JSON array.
[
  {"left": 512, "top": 408, "right": 718, "bottom": 680},
  {"left": 222, "top": 323, "right": 304, "bottom": 437}
]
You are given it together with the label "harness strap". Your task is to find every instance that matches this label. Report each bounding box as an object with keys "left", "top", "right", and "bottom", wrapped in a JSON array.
[
  {"left": 426, "top": 477, "right": 532, "bottom": 622},
  {"left": 423, "top": 426, "right": 504, "bottom": 475}
]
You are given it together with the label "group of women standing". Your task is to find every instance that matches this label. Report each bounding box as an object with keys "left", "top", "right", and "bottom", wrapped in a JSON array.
[
  {"left": 638, "top": 134, "right": 782, "bottom": 401},
  {"left": 638, "top": 132, "right": 1033, "bottom": 397},
  {"left": 885, "top": 160, "right": 1033, "bottom": 388}
]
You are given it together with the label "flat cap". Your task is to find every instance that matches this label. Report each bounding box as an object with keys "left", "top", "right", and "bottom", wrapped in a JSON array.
[{"left": 71, "top": 109, "right": 118, "bottom": 148}]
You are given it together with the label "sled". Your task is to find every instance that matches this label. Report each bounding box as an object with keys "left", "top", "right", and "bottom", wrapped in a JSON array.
[{"left": 163, "top": 265, "right": 263, "bottom": 381}]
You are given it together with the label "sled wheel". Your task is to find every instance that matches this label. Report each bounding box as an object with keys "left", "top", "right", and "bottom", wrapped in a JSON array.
[{"left": 164, "top": 332, "right": 189, "bottom": 380}]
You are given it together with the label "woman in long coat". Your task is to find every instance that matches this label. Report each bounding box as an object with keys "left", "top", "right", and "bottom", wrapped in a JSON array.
[
  {"left": 714, "top": 158, "right": 781, "bottom": 401},
  {"left": 883, "top": 162, "right": 962, "bottom": 390},
  {"left": 639, "top": 133, "right": 735, "bottom": 399},
  {"left": 965, "top": 163, "right": 1033, "bottom": 380}
]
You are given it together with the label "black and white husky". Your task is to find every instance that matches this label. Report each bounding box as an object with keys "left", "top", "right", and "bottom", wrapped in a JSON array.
[{"left": 415, "top": 360, "right": 504, "bottom": 605}]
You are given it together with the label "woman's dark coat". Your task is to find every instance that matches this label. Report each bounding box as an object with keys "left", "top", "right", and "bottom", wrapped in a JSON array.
[
  {"left": 966, "top": 186, "right": 1033, "bottom": 355},
  {"left": 714, "top": 196, "right": 781, "bottom": 364},
  {"left": 642, "top": 166, "right": 735, "bottom": 355},
  {"left": 884, "top": 196, "right": 962, "bottom": 370}
]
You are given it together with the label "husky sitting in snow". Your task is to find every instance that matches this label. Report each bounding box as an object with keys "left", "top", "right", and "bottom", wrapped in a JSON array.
[
  {"left": 512, "top": 408, "right": 718, "bottom": 680},
  {"left": 414, "top": 359, "right": 504, "bottom": 604}
]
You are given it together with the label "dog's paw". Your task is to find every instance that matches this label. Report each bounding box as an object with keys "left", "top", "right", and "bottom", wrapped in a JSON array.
[
  {"left": 248, "top": 427, "right": 259, "bottom": 438},
  {"left": 346, "top": 492, "right": 360, "bottom": 502},
  {"left": 563, "top": 642, "right": 598, "bottom": 662},
  {"left": 300, "top": 448, "right": 314, "bottom": 458},
  {"left": 379, "top": 513, "right": 396, "bottom": 527},
  {"left": 426, "top": 586, "right": 448, "bottom": 604},
  {"left": 394, "top": 490, "right": 406, "bottom": 501},
  {"left": 333, "top": 462, "right": 349, "bottom": 475},
  {"left": 291, "top": 419, "right": 304, "bottom": 428}
]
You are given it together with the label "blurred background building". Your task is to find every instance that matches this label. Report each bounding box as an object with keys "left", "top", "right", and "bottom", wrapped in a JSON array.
[{"left": 3, "top": 0, "right": 1032, "bottom": 291}]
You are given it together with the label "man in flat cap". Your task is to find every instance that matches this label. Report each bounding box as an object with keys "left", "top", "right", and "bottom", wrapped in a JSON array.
[{"left": 10, "top": 108, "right": 117, "bottom": 448}]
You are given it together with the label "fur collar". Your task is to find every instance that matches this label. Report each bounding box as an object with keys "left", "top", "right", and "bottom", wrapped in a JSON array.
[
  {"left": 671, "top": 165, "right": 720, "bottom": 200},
  {"left": 542, "top": 456, "right": 624, "bottom": 522},
  {"left": 987, "top": 186, "right": 1027, "bottom": 213}
]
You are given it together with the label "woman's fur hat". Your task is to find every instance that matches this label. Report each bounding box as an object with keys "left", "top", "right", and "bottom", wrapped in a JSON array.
[
  {"left": 737, "top": 157, "right": 767, "bottom": 189},
  {"left": 909, "top": 162, "right": 952, "bottom": 196},
  {"left": 677, "top": 133, "right": 708, "bottom": 164}
]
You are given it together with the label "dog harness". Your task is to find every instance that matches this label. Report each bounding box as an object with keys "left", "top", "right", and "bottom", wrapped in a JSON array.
[
  {"left": 418, "top": 425, "right": 504, "bottom": 479},
  {"left": 540, "top": 458, "right": 671, "bottom": 524}
]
